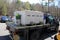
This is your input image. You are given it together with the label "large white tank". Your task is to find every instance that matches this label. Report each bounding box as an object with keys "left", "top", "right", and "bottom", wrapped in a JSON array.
[{"left": 14, "top": 10, "right": 44, "bottom": 25}]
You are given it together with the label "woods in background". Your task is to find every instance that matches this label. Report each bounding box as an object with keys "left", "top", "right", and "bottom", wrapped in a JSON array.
[{"left": 0, "top": 0, "right": 60, "bottom": 17}]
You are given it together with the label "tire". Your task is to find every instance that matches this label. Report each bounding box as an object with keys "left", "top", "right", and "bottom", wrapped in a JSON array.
[
  {"left": 55, "top": 26, "right": 58, "bottom": 32},
  {"left": 30, "top": 30, "right": 42, "bottom": 40}
]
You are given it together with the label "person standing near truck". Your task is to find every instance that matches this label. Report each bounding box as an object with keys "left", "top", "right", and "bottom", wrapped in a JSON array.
[
  {"left": 1, "top": 15, "right": 8, "bottom": 23},
  {"left": 0, "top": 16, "right": 12, "bottom": 40},
  {"left": 54, "top": 30, "right": 60, "bottom": 40}
]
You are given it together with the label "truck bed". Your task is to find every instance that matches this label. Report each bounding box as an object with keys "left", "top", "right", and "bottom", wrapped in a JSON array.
[
  {"left": 7, "top": 22, "right": 57, "bottom": 40},
  {"left": 7, "top": 22, "right": 50, "bottom": 29}
]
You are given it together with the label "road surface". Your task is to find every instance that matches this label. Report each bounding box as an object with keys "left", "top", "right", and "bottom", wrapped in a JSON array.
[
  {"left": 39, "top": 31, "right": 57, "bottom": 40},
  {"left": 44, "top": 22, "right": 60, "bottom": 40}
]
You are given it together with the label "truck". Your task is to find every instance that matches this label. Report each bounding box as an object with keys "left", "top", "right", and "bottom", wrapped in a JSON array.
[
  {"left": 7, "top": 11, "right": 59, "bottom": 40},
  {"left": 14, "top": 10, "right": 44, "bottom": 25}
]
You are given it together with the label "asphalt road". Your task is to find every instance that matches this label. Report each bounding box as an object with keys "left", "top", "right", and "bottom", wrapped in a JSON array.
[
  {"left": 40, "top": 31, "right": 57, "bottom": 40},
  {"left": 40, "top": 23, "right": 60, "bottom": 40}
]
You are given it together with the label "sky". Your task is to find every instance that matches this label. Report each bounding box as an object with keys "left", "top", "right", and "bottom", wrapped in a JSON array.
[
  {"left": 20, "top": 0, "right": 41, "bottom": 4},
  {"left": 20, "top": 0, "right": 60, "bottom": 7},
  {"left": 20, "top": 0, "right": 54, "bottom": 4},
  {"left": 8, "top": 0, "right": 60, "bottom": 8}
]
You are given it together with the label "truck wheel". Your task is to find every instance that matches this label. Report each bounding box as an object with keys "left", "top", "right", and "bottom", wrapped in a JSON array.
[
  {"left": 30, "top": 30, "right": 41, "bottom": 40},
  {"left": 55, "top": 26, "right": 58, "bottom": 32}
]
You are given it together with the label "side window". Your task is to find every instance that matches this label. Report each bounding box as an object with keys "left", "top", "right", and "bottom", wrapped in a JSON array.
[
  {"left": 32, "top": 15, "right": 35, "bottom": 17},
  {"left": 37, "top": 15, "right": 39, "bottom": 17},
  {"left": 27, "top": 15, "right": 30, "bottom": 16},
  {"left": 40, "top": 15, "right": 42, "bottom": 17}
]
